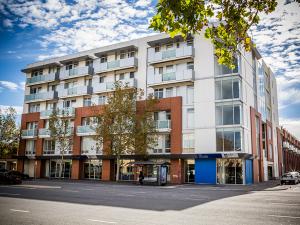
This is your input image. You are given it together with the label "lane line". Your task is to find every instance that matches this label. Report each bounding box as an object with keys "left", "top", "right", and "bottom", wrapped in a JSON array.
[
  {"left": 87, "top": 219, "right": 117, "bottom": 224},
  {"left": 10, "top": 209, "right": 30, "bottom": 213},
  {"left": 270, "top": 202, "right": 300, "bottom": 206},
  {"left": 0, "top": 193, "right": 21, "bottom": 196},
  {"left": 268, "top": 215, "right": 300, "bottom": 219},
  {"left": 63, "top": 190, "right": 79, "bottom": 193}
]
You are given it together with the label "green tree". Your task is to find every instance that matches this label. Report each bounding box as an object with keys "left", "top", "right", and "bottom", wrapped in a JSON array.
[
  {"left": 0, "top": 107, "right": 19, "bottom": 157},
  {"left": 48, "top": 108, "right": 73, "bottom": 178},
  {"left": 93, "top": 81, "right": 157, "bottom": 181},
  {"left": 150, "top": 0, "right": 278, "bottom": 68}
]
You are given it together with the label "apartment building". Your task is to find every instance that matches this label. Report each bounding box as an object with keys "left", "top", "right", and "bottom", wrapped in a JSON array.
[{"left": 18, "top": 33, "right": 281, "bottom": 184}]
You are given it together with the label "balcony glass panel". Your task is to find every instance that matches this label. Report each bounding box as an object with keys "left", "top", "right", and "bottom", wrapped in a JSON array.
[
  {"left": 162, "top": 72, "right": 176, "bottom": 81},
  {"left": 107, "top": 60, "right": 120, "bottom": 69},
  {"left": 155, "top": 120, "right": 171, "bottom": 129},
  {"left": 162, "top": 49, "right": 176, "bottom": 59}
]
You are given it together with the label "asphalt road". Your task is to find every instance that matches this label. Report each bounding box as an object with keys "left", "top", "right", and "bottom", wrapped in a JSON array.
[{"left": 0, "top": 180, "right": 299, "bottom": 225}]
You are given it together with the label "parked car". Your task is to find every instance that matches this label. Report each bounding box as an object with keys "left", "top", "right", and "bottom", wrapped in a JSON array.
[
  {"left": 280, "top": 172, "right": 300, "bottom": 185},
  {"left": 0, "top": 172, "right": 22, "bottom": 185},
  {"left": 7, "top": 170, "right": 30, "bottom": 180}
]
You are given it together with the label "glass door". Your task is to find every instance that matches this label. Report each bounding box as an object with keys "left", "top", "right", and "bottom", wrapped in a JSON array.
[{"left": 184, "top": 159, "right": 195, "bottom": 183}]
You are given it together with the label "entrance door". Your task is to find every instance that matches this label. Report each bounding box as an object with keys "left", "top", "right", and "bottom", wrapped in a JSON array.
[
  {"left": 184, "top": 160, "right": 195, "bottom": 183},
  {"left": 83, "top": 160, "right": 102, "bottom": 180},
  {"left": 50, "top": 160, "right": 72, "bottom": 179},
  {"left": 268, "top": 166, "right": 273, "bottom": 180},
  {"left": 217, "top": 159, "right": 243, "bottom": 184}
]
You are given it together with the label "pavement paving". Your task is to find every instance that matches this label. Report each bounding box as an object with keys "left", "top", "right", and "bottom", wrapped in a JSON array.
[{"left": 0, "top": 180, "right": 299, "bottom": 225}]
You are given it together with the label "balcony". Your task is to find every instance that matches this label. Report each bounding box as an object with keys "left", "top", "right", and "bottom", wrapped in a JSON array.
[
  {"left": 40, "top": 107, "right": 75, "bottom": 119},
  {"left": 43, "top": 149, "right": 55, "bottom": 155},
  {"left": 93, "top": 78, "right": 137, "bottom": 94},
  {"left": 21, "top": 129, "right": 38, "bottom": 139},
  {"left": 60, "top": 66, "right": 93, "bottom": 80},
  {"left": 148, "top": 46, "right": 194, "bottom": 64},
  {"left": 26, "top": 72, "right": 58, "bottom": 85},
  {"left": 39, "top": 128, "right": 51, "bottom": 138},
  {"left": 58, "top": 86, "right": 92, "bottom": 98},
  {"left": 155, "top": 120, "right": 171, "bottom": 132},
  {"left": 94, "top": 57, "right": 138, "bottom": 73},
  {"left": 25, "top": 91, "right": 57, "bottom": 103},
  {"left": 82, "top": 148, "right": 102, "bottom": 156},
  {"left": 76, "top": 125, "right": 97, "bottom": 136},
  {"left": 148, "top": 69, "right": 194, "bottom": 86}
]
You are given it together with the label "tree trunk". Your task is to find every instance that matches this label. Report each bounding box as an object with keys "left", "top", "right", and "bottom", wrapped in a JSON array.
[
  {"left": 59, "top": 151, "right": 64, "bottom": 179},
  {"left": 116, "top": 156, "right": 120, "bottom": 182}
]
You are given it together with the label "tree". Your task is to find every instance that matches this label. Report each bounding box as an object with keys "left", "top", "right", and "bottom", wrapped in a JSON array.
[
  {"left": 48, "top": 108, "right": 73, "bottom": 178},
  {"left": 93, "top": 81, "right": 157, "bottom": 181},
  {"left": 0, "top": 107, "right": 19, "bottom": 158},
  {"left": 149, "top": 0, "right": 278, "bottom": 68}
]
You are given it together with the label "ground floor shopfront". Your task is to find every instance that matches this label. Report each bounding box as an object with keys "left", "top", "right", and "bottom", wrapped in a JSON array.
[{"left": 18, "top": 153, "right": 258, "bottom": 185}]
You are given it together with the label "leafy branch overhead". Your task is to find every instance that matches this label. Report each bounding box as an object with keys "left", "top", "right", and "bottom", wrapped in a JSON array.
[{"left": 149, "top": 0, "right": 277, "bottom": 68}]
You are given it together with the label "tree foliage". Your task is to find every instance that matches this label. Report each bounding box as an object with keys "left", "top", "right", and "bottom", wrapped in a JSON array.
[
  {"left": 49, "top": 108, "right": 73, "bottom": 178},
  {"left": 0, "top": 107, "right": 19, "bottom": 157},
  {"left": 150, "top": 0, "right": 277, "bottom": 68},
  {"left": 93, "top": 81, "right": 157, "bottom": 181}
]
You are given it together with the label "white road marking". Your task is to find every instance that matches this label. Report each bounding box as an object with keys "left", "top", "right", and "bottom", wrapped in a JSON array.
[
  {"left": 268, "top": 215, "right": 300, "bottom": 219},
  {"left": 270, "top": 202, "right": 300, "bottom": 206},
  {"left": 10, "top": 209, "right": 30, "bottom": 213},
  {"left": 0, "top": 193, "right": 20, "bottom": 196},
  {"left": 87, "top": 219, "right": 117, "bottom": 224},
  {"left": 81, "top": 188, "right": 94, "bottom": 191},
  {"left": 63, "top": 190, "right": 79, "bottom": 193}
]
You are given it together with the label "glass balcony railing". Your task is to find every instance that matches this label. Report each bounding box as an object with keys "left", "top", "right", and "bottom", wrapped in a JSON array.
[
  {"left": 107, "top": 60, "right": 120, "bottom": 69},
  {"left": 58, "top": 107, "right": 75, "bottom": 117},
  {"left": 25, "top": 91, "right": 56, "bottom": 102},
  {"left": 58, "top": 86, "right": 92, "bottom": 98},
  {"left": 76, "top": 125, "right": 96, "bottom": 135},
  {"left": 39, "top": 128, "right": 51, "bottom": 137},
  {"left": 94, "top": 57, "right": 137, "bottom": 73},
  {"left": 26, "top": 72, "right": 57, "bottom": 85},
  {"left": 162, "top": 49, "right": 176, "bottom": 59},
  {"left": 155, "top": 120, "right": 171, "bottom": 130},
  {"left": 60, "top": 66, "right": 93, "bottom": 79},
  {"left": 162, "top": 72, "right": 176, "bottom": 81},
  {"left": 21, "top": 129, "right": 38, "bottom": 138}
]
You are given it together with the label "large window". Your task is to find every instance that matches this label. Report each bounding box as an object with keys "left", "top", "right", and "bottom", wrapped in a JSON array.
[
  {"left": 187, "top": 108, "right": 194, "bottom": 128},
  {"left": 216, "top": 103, "right": 241, "bottom": 125},
  {"left": 217, "top": 159, "right": 243, "bottom": 184},
  {"left": 215, "top": 78, "right": 240, "bottom": 100},
  {"left": 81, "top": 137, "right": 100, "bottom": 154},
  {"left": 215, "top": 56, "right": 239, "bottom": 76},
  {"left": 216, "top": 128, "right": 242, "bottom": 152},
  {"left": 154, "top": 88, "right": 163, "bottom": 99},
  {"left": 25, "top": 140, "right": 36, "bottom": 154}
]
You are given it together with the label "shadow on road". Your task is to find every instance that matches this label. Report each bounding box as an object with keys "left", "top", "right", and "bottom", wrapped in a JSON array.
[{"left": 0, "top": 179, "right": 283, "bottom": 211}]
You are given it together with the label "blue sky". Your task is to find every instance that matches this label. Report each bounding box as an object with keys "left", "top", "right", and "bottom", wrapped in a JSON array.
[{"left": 0, "top": 0, "right": 299, "bottom": 137}]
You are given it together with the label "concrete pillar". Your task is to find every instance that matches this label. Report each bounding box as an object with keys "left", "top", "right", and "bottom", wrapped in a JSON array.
[
  {"left": 71, "top": 159, "right": 81, "bottom": 179},
  {"left": 170, "top": 159, "right": 184, "bottom": 184}
]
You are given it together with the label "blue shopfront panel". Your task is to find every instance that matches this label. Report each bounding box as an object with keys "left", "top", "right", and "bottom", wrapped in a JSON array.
[
  {"left": 245, "top": 159, "right": 253, "bottom": 185},
  {"left": 195, "top": 158, "right": 216, "bottom": 184}
]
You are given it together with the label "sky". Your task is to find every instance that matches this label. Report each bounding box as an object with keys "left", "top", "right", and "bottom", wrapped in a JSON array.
[{"left": 0, "top": 0, "right": 299, "bottom": 138}]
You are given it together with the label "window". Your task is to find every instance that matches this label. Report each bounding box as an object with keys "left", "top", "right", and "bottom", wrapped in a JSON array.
[
  {"left": 85, "top": 60, "right": 93, "bottom": 67},
  {"left": 216, "top": 128, "right": 242, "bottom": 152},
  {"left": 129, "top": 72, "right": 134, "bottom": 79},
  {"left": 48, "top": 84, "right": 56, "bottom": 92},
  {"left": 166, "top": 65, "right": 173, "bottom": 72},
  {"left": 187, "top": 62, "right": 194, "bottom": 70},
  {"left": 82, "top": 117, "right": 97, "bottom": 126},
  {"left": 216, "top": 103, "right": 241, "bottom": 125},
  {"left": 100, "top": 56, "right": 107, "bottom": 63},
  {"left": 269, "top": 144, "right": 273, "bottom": 160},
  {"left": 187, "top": 108, "right": 194, "bottom": 128},
  {"left": 215, "top": 78, "right": 240, "bottom": 100},
  {"left": 98, "top": 95, "right": 106, "bottom": 105},
  {"left": 63, "top": 99, "right": 76, "bottom": 108},
  {"left": 166, "top": 43, "right": 173, "bottom": 49},
  {"left": 158, "top": 67, "right": 163, "bottom": 75},
  {"left": 29, "top": 103, "right": 40, "bottom": 113},
  {"left": 99, "top": 76, "right": 105, "bottom": 83},
  {"left": 183, "top": 133, "right": 195, "bottom": 149},
  {"left": 187, "top": 86, "right": 194, "bottom": 104},
  {"left": 154, "top": 89, "right": 163, "bottom": 99},
  {"left": 176, "top": 42, "right": 180, "bottom": 48},
  {"left": 43, "top": 140, "right": 55, "bottom": 154},
  {"left": 64, "top": 81, "right": 77, "bottom": 89},
  {"left": 27, "top": 122, "right": 38, "bottom": 130},
  {"left": 46, "top": 102, "right": 56, "bottom": 110},
  {"left": 166, "top": 87, "right": 173, "bottom": 98},
  {"left": 165, "top": 134, "right": 171, "bottom": 152},
  {"left": 26, "top": 140, "right": 36, "bottom": 154},
  {"left": 119, "top": 73, "right": 124, "bottom": 80},
  {"left": 187, "top": 39, "right": 193, "bottom": 46},
  {"left": 81, "top": 137, "right": 99, "bottom": 154},
  {"left": 255, "top": 117, "right": 261, "bottom": 158},
  {"left": 120, "top": 51, "right": 126, "bottom": 59},
  {"left": 30, "top": 87, "right": 41, "bottom": 94},
  {"left": 128, "top": 51, "right": 135, "bottom": 58},
  {"left": 154, "top": 45, "right": 160, "bottom": 52},
  {"left": 32, "top": 70, "right": 43, "bottom": 77},
  {"left": 215, "top": 56, "right": 239, "bottom": 76},
  {"left": 83, "top": 98, "right": 91, "bottom": 107}
]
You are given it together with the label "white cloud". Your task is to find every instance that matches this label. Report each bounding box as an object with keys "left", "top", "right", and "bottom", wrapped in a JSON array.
[
  {"left": 280, "top": 117, "right": 300, "bottom": 139},
  {"left": 135, "top": 0, "right": 152, "bottom": 8},
  {"left": 0, "top": 80, "right": 24, "bottom": 91},
  {"left": 3, "top": 18, "right": 13, "bottom": 27},
  {"left": 0, "top": 105, "right": 23, "bottom": 115}
]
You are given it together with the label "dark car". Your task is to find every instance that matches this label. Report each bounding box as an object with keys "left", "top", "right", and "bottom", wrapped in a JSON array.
[
  {"left": 0, "top": 172, "right": 22, "bottom": 185},
  {"left": 8, "top": 170, "right": 30, "bottom": 180},
  {"left": 280, "top": 172, "right": 300, "bottom": 185}
]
